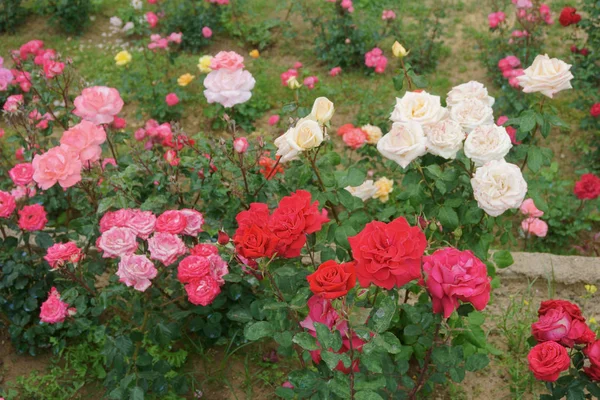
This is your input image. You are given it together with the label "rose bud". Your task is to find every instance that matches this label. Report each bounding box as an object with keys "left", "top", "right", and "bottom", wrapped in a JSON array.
[
  {"left": 217, "top": 230, "right": 230, "bottom": 245},
  {"left": 233, "top": 137, "right": 249, "bottom": 154}
]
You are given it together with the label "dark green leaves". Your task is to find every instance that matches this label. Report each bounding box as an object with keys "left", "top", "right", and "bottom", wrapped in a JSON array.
[{"left": 244, "top": 321, "right": 274, "bottom": 341}]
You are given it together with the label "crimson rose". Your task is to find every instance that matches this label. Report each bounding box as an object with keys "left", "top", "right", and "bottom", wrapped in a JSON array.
[
  {"left": 527, "top": 341, "right": 570, "bottom": 382},
  {"left": 307, "top": 260, "right": 356, "bottom": 299}
]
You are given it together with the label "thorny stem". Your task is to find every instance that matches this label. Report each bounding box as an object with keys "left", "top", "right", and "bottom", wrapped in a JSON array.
[
  {"left": 408, "top": 322, "right": 441, "bottom": 399},
  {"left": 400, "top": 58, "right": 413, "bottom": 91}
]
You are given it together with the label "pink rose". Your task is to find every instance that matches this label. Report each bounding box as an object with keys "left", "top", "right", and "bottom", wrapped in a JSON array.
[
  {"left": 185, "top": 276, "right": 221, "bottom": 306},
  {"left": 9, "top": 163, "right": 34, "bottom": 186},
  {"left": 210, "top": 51, "right": 245, "bottom": 71},
  {"left": 18, "top": 204, "right": 48, "bottom": 231},
  {"left": 60, "top": 120, "right": 107, "bottom": 164},
  {"left": 177, "top": 255, "right": 211, "bottom": 283},
  {"left": 233, "top": 137, "right": 249, "bottom": 154},
  {"left": 521, "top": 217, "right": 548, "bottom": 237},
  {"left": 280, "top": 69, "right": 298, "bottom": 86},
  {"left": 156, "top": 210, "right": 188, "bottom": 234},
  {"left": 40, "top": 287, "right": 75, "bottom": 324},
  {"left": 126, "top": 209, "right": 156, "bottom": 239},
  {"left": 165, "top": 93, "right": 179, "bottom": 106},
  {"left": 32, "top": 145, "right": 82, "bottom": 190},
  {"left": 44, "top": 242, "right": 82, "bottom": 269},
  {"left": 117, "top": 254, "right": 158, "bottom": 292},
  {"left": 423, "top": 248, "right": 491, "bottom": 318},
  {"left": 343, "top": 128, "right": 367, "bottom": 149},
  {"left": 0, "top": 67, "right": 13, "bottom": 91},
  {"left": 73, "top": 86, "right": 124, "bottom": 125},
  {"left": 268, "top": 115, "right": 280, "bottom": 126},
  {"left": 329, "top": 67, "right": 342, "bottom": 77},
  {"left": 365, "top": 48, "right": 387, "bottom": 73},
  {"left": 3, "top": 94, "right": 23, "bottom": 112},
  {"left": 134, "top": 128, "right": 146, "bottom": 141},
  {"left": 303, "top": 76, "right": 319, "bottom": 89},
  {"left": 112, "top": 116, "right": 126, "bottom": 129},
  {"left": 97, "top": 227, "right": 138, "bottom": 258},
  {"left": 190, "top": 243, "right": 219, "bottom": 257},
  {"left": 202, "top": 26, "right": 213, "bottom": 38},
  {"left": 148, "top": 232, "right": 187, "bottom": 265},
  {"left": 168, "top": 32, "right": 182, "bottom": 43},
  {"left": 164, "top": 149, "right": 180, "bottom": 166},
  {"left": 19, "top": 40, "right": 44, "bottom": 60},
  {"left": 180, "top": 209, "right": 204, "bottom": 236},
  {"left": 209, "top": 253, "right": 229, "bottom": 284},
  {"left": 520, "top": 198, "right": 544, "bottom": 217},
  {"left": 146, "top": 12, "right": 159, "bottom": 28},
  {"left": 0, "top": 191, "right": 16, "bottom": 218},
  {"left": 43, "top": 60, "right": 65, "bottom": 79},
  {"left": 293, "top": 62, "right": 303, "bottom": 69},
  {"left": 99, "top": 209, "right": 133, "bottom": 232},
  {"left": 382, "top": 10, "right": 396, "bottom": 20},
  {"left": 203, "top": 68, "right": 255, "bottom": 108},
  {"left": 102, "top": 158, "right": 117, "bottom": 170}
]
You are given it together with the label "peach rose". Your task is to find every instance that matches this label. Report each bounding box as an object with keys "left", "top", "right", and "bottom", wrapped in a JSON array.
[
  {"left": 32, "top": 145, "right": 82, "bottom": 190},
  {"left": 60, "top": 120, "right": 107, "bottom": 164},
  {"left": 73, "top": 86, "right": 124, "bottom": 125}
]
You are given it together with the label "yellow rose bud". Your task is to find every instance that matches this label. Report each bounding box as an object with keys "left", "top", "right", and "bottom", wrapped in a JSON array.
[
  {"left": 590, "top": 317, "right": 597, "bottom": 324},
  {"left": 586, "top": 284, "right": 598, "bottom": 294},
  {"left": 114, "top": 50, "right": 132, "bottom": 66},
  {"left": 249, "top": 49, "right": 260, "bottom": 59},
  {"left": 392, "top": 41, "right": 409, "bottom": 58},
  {"left": 177, "top": 73, "right": 195, "bottom": 87},
  {"left": 373, "top": 177, "right": 394, "bottom": 202},
  {"left": 197, "top": 55, "right": 213, "bottom": 73},
  {"left": 286, "top": 76, "right": 301, "bottom": 90}
]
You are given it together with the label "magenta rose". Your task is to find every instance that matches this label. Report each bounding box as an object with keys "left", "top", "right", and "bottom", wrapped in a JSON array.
[
  {"left": 97, "top": 227, "right": 138, "bottom": 258},
  {"left": 0, "top": 191, "right": 16, "bottom": 218},
  {"left": 585, "top": 340, "right": 600, "bottom": 367},
  {"left": 185, "top": 276, "right": 221, "bottom": 306},
  {"left": 177, "top": 255, "right": 211, "bottom": 284},
  {"left": 527, "top": 341, "right": 570, "bottom": 382},
  {"left": 9, "top": 163, "right": 34, "bottom": 186},
  {"left": 18, "top": 204, "right": 48, "bottom": 231},
  {"left": 116, "top": 254, "right": 158, "bottom": 292},
  {"left": 533, "top": 300, "right": 595, "bottom": 347},
  {"left": 60, "top": 120, "right": 106, "bottom": 164},
  {"left": 180, "top": 209, "right": 204, "bottom": 236},
  {"left": 73, "top": 86, "right": 124, "bottom": 125},
  {"left": 147, "top": 232, "right": 187, "bottom": 266},
  {"left": 126, "top": 209, "right": 156, "bottom": 239},
  {"left": 155, "top": 210, "right": 188, "bottom": 234},
  {"left": 32, "top": 145, "right": 82, "bottom": 190},
  {"left": 44, "top": 242, "right": 82, "bottom": 269},
  {"left": 40, "top": 287, "right": 75, "bottom": 324}
]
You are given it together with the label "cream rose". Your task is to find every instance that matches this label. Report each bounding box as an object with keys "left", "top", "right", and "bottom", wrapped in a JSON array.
[
  {"left": 361, "top": 124, "right": 382, "bottom": 144},
  {"left": 423, "top": 119, "right": 466, "bottom": 160},
  {"left": 286, "top": 117, "right": 324, "bottom": 151},
  {"left": 517, "top": 54, "right": 573, "bottom": 98},
  {"left": 390, "top": 91, "right": 447, "bottom": 126},
  {"left": 373, "top": 177, "right": 394, "bottom": 202},
  {"left": 274, "top": 128, "right": 301, "bottom": 163},
  {"left": 449, "top": 99, "right": 494, "bottom": 133},
  {"left": 377, "top": 121, "right": 427, "bottom": 168},
  {"left": 310, "top": 97, "right": 335, "bottom": 124},
  {"left": 446, "top": 81, "right": 494, "bottom": 108},
  {"left": 464, "top": 124, "right": 513, "bottom": 166},
  {"left": 471, "top": 159, "right": 527, "bottom": 217},
  {"left": 345, "top": 180, "right": 378, "bottom": 201}
]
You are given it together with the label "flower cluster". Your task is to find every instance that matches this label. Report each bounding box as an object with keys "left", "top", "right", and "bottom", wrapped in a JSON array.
[
  {"left": 178, "top": 244, "right": 228, "bottom": 306},
  {"left": 558, "top": 6, "right": 581, "bottom": 27},
  {"left": 344, "top": 177, "right": 394, "bottom": 203},
  {"left": 498, "top": 55, "right": 524, "bottom": 88},
  {"left": 364, "top": 48, "right": 387, "bottom": 74}
]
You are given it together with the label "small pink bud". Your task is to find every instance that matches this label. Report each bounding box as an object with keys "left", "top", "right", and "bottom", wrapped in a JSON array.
[
  {"left": 233, "top": 137, "right": 249, "bottom": 154},
  {"left": 268, "top": 115, "right": 280, "bottom": 126}
]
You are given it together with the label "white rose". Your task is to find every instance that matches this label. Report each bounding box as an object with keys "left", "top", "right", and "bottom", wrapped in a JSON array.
[
  {"left": 203, "top": 68, "right": 256, "bottom": 108},
  {"left": 471, "top": 159, "right": 527, "bottom": 217},
  {"left": 274, "top": 128, "right": 300, "bottom": 163},
  {"left": 449, "top": 99, "right": 494, "bottom": 133},
  {"left": 310, "top": 97, "right": 335, "bottom": 124},
  {"left": 344, "top": 180, "right": 378, "bottom": 201},
  {"left": 464, "top": 124, "right": 513, "bottom": 166},
  {"left": 286, "top": 117, "right": 323, "bottom": 151},
  {"left": 446, "top": 81, "right": 494, "bottom": 108},
  {"left": 377, "top": 121, "right": 427, "bottom": 168},
  {"left": 424, "top": 119, "right": 465, "bottom": 159},
  {"left": 517, "top": 54, "right": 573, "bottom": 98},
  {"left": 390, "top": 91, "right": 447, "bottom": 126},
  {"left": 361, "top": 124, "right": 382, "bottom": 144},
  {"left": 131, "top": 0, "right": 142, "bottom": 9}
]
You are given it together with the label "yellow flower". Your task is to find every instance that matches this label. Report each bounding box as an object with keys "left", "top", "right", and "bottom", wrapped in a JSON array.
[
  {"left": 392, "top": 41, "right": 409, "bottom": 58},
  {"left": 590, "top": 317, "right": 597, "bottom": 325},
  {"left": 197, "top": 55, "right": 213, "bottom": 73},
  {"left": 373, "top": 177, "right": 394, "bottom": 202},
  {"left": 585, "top": 284, "right": 597, "bottom": 294},
  {"left": 114, "top": 50, "right": 132, "bottom": 66},
  {"left": 286, "top": 76, "right": 301, "bottom": 90},
  {"left": 523, "top": 300, "right": 529, "bottom": 306},
  {"left": 249, "top": 49, "right": 260, "bottom": 59},
  {"left": 177, "top": 73, "right": 195, "bottom": 87}
]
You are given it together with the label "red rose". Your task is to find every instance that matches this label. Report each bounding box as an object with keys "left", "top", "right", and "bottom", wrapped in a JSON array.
[
  {"left": 590, "top": 103, "right": 600, "bottom": 118},
  {"left": 217, "top": 230, "right": 230, "bottom": 245},
  {"left": 18, "top": 204, "right": 48, "bottom": 231},
  {"left": 348, "top": 217, "right": 427, "bottom": 290},
  {"left": 579, "top": 48, "right": 590, "bottom": 56},
  {"left": 533, "top": 300, "right": 594, "bottom": 347},
  {"left": 307, "top": 260, "right": 356, "bottom": 299},
  {"left": 527, "top": 342, "right": 570, "bottom": 381},
  {"left": 276, "top": 190, "right": 329, "bottom": 235},
  {"left": 559, "top": 7, "right": 581, "bottom": 26},
  {"left": 155, "top": 210, "right": 188, "bottom": 234},
  {"left": 584, "top": 340, "right": 600, "bottom": 366},
  {"left": 538, "top": 299, "right": 585, "bottom": 321},
  {"left": 234, "top": 224, "right": 279, "bottom": 259},
  {"left": 574, "top": 173, "right": 600, "bottom": 200}
]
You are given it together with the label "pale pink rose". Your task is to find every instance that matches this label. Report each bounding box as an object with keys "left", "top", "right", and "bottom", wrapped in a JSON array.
[
  {"left": 185, "top": 276, "right": 221, "bottom": 306},
  {"left": 148, "top": 232, "right": 187, "bottom": 265},
  {"left": 521, "top": 217, "right": 548, "bottom": 237},
  {"left": 117, "top": 254, "right": 158, "bottom": 292},
  {"left": 32, "top": 145, "right": 82, "bottom": 190},
  {"left": 156, "top": 210, "right": 188, "bottom": 234},
  {"left": 99, "top": 209, "right": 133, "bottom": 232},
  {"left": 165, "top": 93, "right": 179, "bottom": 106},
  {"left": 44, "top": 242, "right": 82, "bottom": 269},
  {"left": 3, "top": 94, "right": 24, "bottom": 112},
  {"left": 202, "top": 26, "right": 213, "bottom": 38},
  {"left": 180, "top": 209, "right": 204, "bottom": 236},
  {"left": 341, "top": 0, "right": 354, "bottom": 12},
  {"left": 268, "top": 115, "right": 280, "bottom": 126},
  {"left": 382, "top": 10, "right": 396, "bottom": 20},
  {"left": 73, "top": 86, "right": 124, "bottom": 125},
  {"left": 233, "top": 137, "right": 249, "bottom": 154},
  {"left": 9, "top": 163, "right": 34, "bottom": 186},
  {"left": 520, "top": 198, "right": 544, "bottom": 217},
  {"left": 203, "top": 68, "right": 255, "bottom": 108},
  {"left": 40, "top": 287, "right": 74, "bottom": 324},
  {"left": 329, "top": 67, "right": 342, "bottom": 77},
  {"left": 209, "top": 51, "right": 245, "bottom": 71},
  {"left": 97, "top": 227, "right": 138, "bottom": 258},
  {"left": 0, "top": 67, "right": 13, "bottom": 91},
  {"left": 10, "top": 185, "right": 34, "bottom": 200},
  {"left": 168, "top": 32, "right": 182, "bottom": 43},
  {"left": 126, "top": 209, "right": 156, "bottom": 239},
  {"left": 60, "top": 120, "right": 107, "bottom": 164},
  {"left": 208, "top": 254, "right": 229, "bottom": 284},
  {"left": 0, "top": 191, "right": 16, "bottom": 218}
]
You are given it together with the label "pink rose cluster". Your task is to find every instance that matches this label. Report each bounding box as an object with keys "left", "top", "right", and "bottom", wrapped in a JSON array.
[
  {"left": 514, "top": 3, "right": 553, "bottom": 25},
  {"left": 148, "top": 32, "right": 182, "bottom": 51},
  {"left": 39, "top": 287, "right": 76, "bottom": 324},
  {"left": 364, "top": 48, "right": 388, "bottom": 74},
  {"left": 498, "top": 55, "right": 524, "bottom": 88},
  {"left": 3, "top": 94, "right": 23, "bottom": 112},
  {"left": 204, "top": 51, "right": 256, "bottom": 108},
  {"left": 11, "top": 40, "right": 64, "bottom": 81},
  {"left": 303, "top": 76, "right": 319, "bottom": 90},
  {"left": 488, "top": 11, "right": 506, "bottom": 28},
  {"left": 145, "top": 12, "right": 159, "bottom": 28},
  {"left": 134, "top": 119, "right": 195, "bottom": 153},
  {"left": 44, "top": 242, "right": 83, "bottom": 269},
  {"left": 28, "top": 109, "right": 54, "bottom": 130},
  {"left": 496, "top": 116, "right": 520, "bottom": 145},
  {"left": 519, "top": 198, "right": 548, "bottom": 238},
  {"left": 178, "top": 243, "right": 228, "bottom": 306},
  {"left": 382, "top": 10, "right": 396, "bottom": 20}
]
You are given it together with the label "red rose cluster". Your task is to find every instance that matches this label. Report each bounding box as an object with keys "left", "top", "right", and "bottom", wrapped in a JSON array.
[
  {"left": 527, "top": 300, "right": 597, "bottom": 382},
  {"left": 233, "top": 190, "right": 329, "bottom": 260},
  {"left": 558, "top": 7, "right": 581, "bottom": 26},
  {"left": 574, "top": 173, "right": 600, "bottom": 200}
]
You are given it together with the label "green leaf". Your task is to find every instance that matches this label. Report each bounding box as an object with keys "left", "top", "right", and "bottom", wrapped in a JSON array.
[
  {"left": 292, "top": 332, "right": 319, "bottom": 351},
  {"left": 519, "top": 110, "right": 537, "bottom": 133},
  {"left": 35, "top": 232, "right": 54, "bottom": 249},
  {"left": 321, "top": 351, "right": 349, "bottom": 370},
  {"left": 437, "top": 206, "right": 459, "bottom": 230},
  {"left": 97, "top": 197, "right": 115, "bottom": 215},
  {"left": 244, "top": 321, "right": 274, "bottom": 341},
  {"left": 355, "top": 390, "right": 385, "bottom": 400},
  {"left": 337, "top": 167, "right": 367, "bottom": 188},
  {"left": 226, "top": 307, "right": 253, "bottom": 323},
  {"left": 527, "top": 146, "right": 544, "bottom": 173},
  {"left": 315, "top": 322, "right": 342, "bottom": 351},
  {"left": 392, "top": 75, "right": 404, "bottom": 91},
  {"left": 493, "top": 250, "right": 514, "bottom": 269},
  {"left": 371, "top": 296, "right": 396, "bottom": 333},
  {"left": 130, "top": 387, "right": 144, "bottom": 400},
  {"left": 465, "top": 353, "right": 489, "bottom": 371},
  {"left": 361, "top": 352, "right": 383, "bottom": 373}
]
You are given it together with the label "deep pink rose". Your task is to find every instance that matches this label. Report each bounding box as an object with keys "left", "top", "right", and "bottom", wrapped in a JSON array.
[
  {"left": 19, "top": 40, "right": 44, "bottom": 60},
  {"left": 117, "top": 254, "right": 158, "bottom": 292},
  {"left": 521, "top": 217, "right": 548, "bottom": 237},
  {"left": 280, "top": 69, "right": 298, "bottom": 86},
  {"left": 0, "top": 191, "right": 17, "bottom": 218},
  {"left": 9, "top": 163, "right": 34, "bottom": 186},
  {"left": 165, "top": 93, "right": 179, "bottom": 106},
  {"left": 99, "top": 209, "right": 133, "bottom": 233},
  {"left": 534, "top": 300, "right": 595, "bottom": 347},
  {"left": 43, "top": 60, "right": 65, "bottom": 79},
  {"left": 40, "top": 287, "right": 75, "bottom": 324},
  {"left": 60, "top": 120, "right": 107, "bottom": 164},
  {"left": 185, "top": 276, "right": 221, "bottom": 306},
  {"left": 202, "top": 26, "right": 213, "bottom": 38},
  {"left": 156, "top": 210, "right": 188, "bottom": 234},
  {"left": 32, "top": 145, "right": 82, "bottom": 190},
  {"left": 527, "top": 341, "right": 570, "bottom": 382},
  {"left": 210, "top": 51, "right": 245, "bottom": 71},
  {"left": 146, "top": 12, "right": 159, "bottom": 28},
  {"left": 177, "top": 255, "right": 211, "bottom": 284},
  {"left": 585, "top": 340, "right": 600, "bottom": 367},
  {"left": 148, "top": 232, "right": 187, "bottom": 265},
  {"left": 126, "top": 209, "right": 156, "bottom": 239},
  {"left": 329, "top": 67, "right": 342, "bottom": 77},
  {"left": 44, "top": 242, "right": 82, "bottom": 269},
  {"left": 18, "top": 204, "right": 48, "bottom": 231},
  {"left": 97, "top": 227, "right": 138, "bottom": 258},
  {"left": 180, "top": 209, "right": 204, "bottom": 236},
  {"left": 203, "top": 68, "right": 255, "bottom": 108},
  {"left": 268, "top": 115, "right": 280, "bottom": 126},
  {"left": 73, "top": 86, "right": 124, "bottom": 125},
  {"left": 190, "top": 243, "right": 219, "bottom": 257}
]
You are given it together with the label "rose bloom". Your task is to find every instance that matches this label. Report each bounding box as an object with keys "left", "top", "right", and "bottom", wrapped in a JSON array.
[
  {"left": 97, "top": 227, "right": 138, "bottom": 258},
  {"left": 449, "top": 99, "right": 494, "bottom": 133},
  {"left": 286, "top": 117, "right": 324, "bottom": 152},
  {"left": 116, "top": 254, "right": 158, "bottom": 292},
  {"left": 343, "top": 128, "right": 367, "bottom": 149},
  {"left": 471, "top": 159, "right": 528, "bottom": 217},
  {"left": 307, "top": 260, "right": 356, "bottom": 299},
  {"left": 185, "top": 276, "right": 221, "bottom": 306},
  {"left": 0, "top": 67, "right": 14, "bottom": 91},
  {"left": 203, "top": 68, "right": 255, "bottom": 108},
  {"left": 9, "top": 163, "right": 34, "bottom": 186},
  {"left": 345, "top": 180, "right": 378, "bottom": 201},
  {"left": 349, "top": 216, "right": 427, "bottom": 290},
  {"left": 60, "top": 120, "right": 107, "bottom": 164},
  {"left": 177, "top": 73, "right": 194, "bottom": 86},
  {"left": 520, "top": 198, "right": 544, "bottom": 217},
  {"left": 310, "top": 97, "right": 335, "bottom": 124},
  {"left": 274, "top": 128, "right": 300, "bottom": 163},
  {"left": 424, "top": 248, "right": 491, "bottom": 318},
  {"left": 155, "top": 210, "right": 188, "bottom": 234},
  {"left": 585, "top": 340, "right": 600, "bottom": 369},
  {"left": 165, "top": 93, "right": 179, "bottom": 106},
  {"left": 446, "top": 81, "right": 494, "bottom": 108},
  {"left": 43, "top": 60, "right": 65, "bottom": 79},
  {"left": 145, "top": 11, "right": 158, "bottom": 27},
  {"left": 527, "top": 342, "right": 570, "bottom": 382},
  {"left": 584, "top": 364, "right": 600, "bottom": 382},
  {"left": 533, "top": 301, "right": 595, "bottom": 347},
  {"left": 3, "top": 94, "right": 24, "bottom": 112},
  {"left": 126, "top": 209, "right": 156, "bottom": 239},
  {"left": 177, "top": 255, "right": 211, "bottom": 284},
  {"left": 0, "top": 191, "right": 16, "bottom": 218},
  {"left": 538, "top": 299, "right": 585, "bottom": 321},
  {"left": 40, "top": 287, "right": 74, "bottom": 324},
  {"left": 233, "top": 137, "right": 249, "bottom": 154},
  {"left": 180, "top": 208, "right": 204, "bottom": 236},
  {"left": 373, "top": 177, "right": 394, "bottom": 202},
  {"left": 148, "top": 232, "right": 187, "bottom": 265},
  {"left": 115, "top": 50, "right": 132, "bottom": 66},
  {"left": 521, "top": 217, "right": 548, "bottom": 237},
  {"left": 423, "top": 119, "right": 465, "bottom": 160},
  {"left": 100, "top": 209, "right": 133, "bottom": 232},
  {"left": 464, "top": 124, "right": 512, "bottom": 166},
  {"left": 73, "top": 86, "right": 124, "bottom": 125},
  {"left": 208, "top": 253, "right": 229, "bottom": 284},
  {"left": 361, "top": 124, "right": 382, "bottom": 144},
  {"left": 210, "top": 51, "right": 244, "bottom": 71},
  {"left": 517, "top": 54, "right": 573, "bottom": 98},
  {"left": 197, "top": 55, "right": 213, "bottom": 73},
  {"left": 233, "top": 203, "right": 280, "bottom": 259},
  {"left": 573, "top": 173, "right": 600, "bottom": 200},
  {"left": 390, "top": 91, "right": 447, "bottom": 126},
  {"left": 377, "top": 122, "right": 427, "bottom": 168},
  {"left": 18, "top": 204, "right": 48, "bottom": 231},
  {"left": 44, "top": 242, "right": 82, "bottom": 269},
  {"left": 590, "top": 103, "right": 600, "bottom": 118},
  {"left": 329, "top": 66, "right": 342, "bottom": 77},
  {"left": 190, "top": 243, "right": 219, "bottom": 257},
  {"left": 268, "top": 115, "right": 280, "bottom": 126}
]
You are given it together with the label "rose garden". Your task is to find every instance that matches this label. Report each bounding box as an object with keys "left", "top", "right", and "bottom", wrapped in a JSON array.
[{"left": 0, "top": 0, "right": 599, "bottom": 399}]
